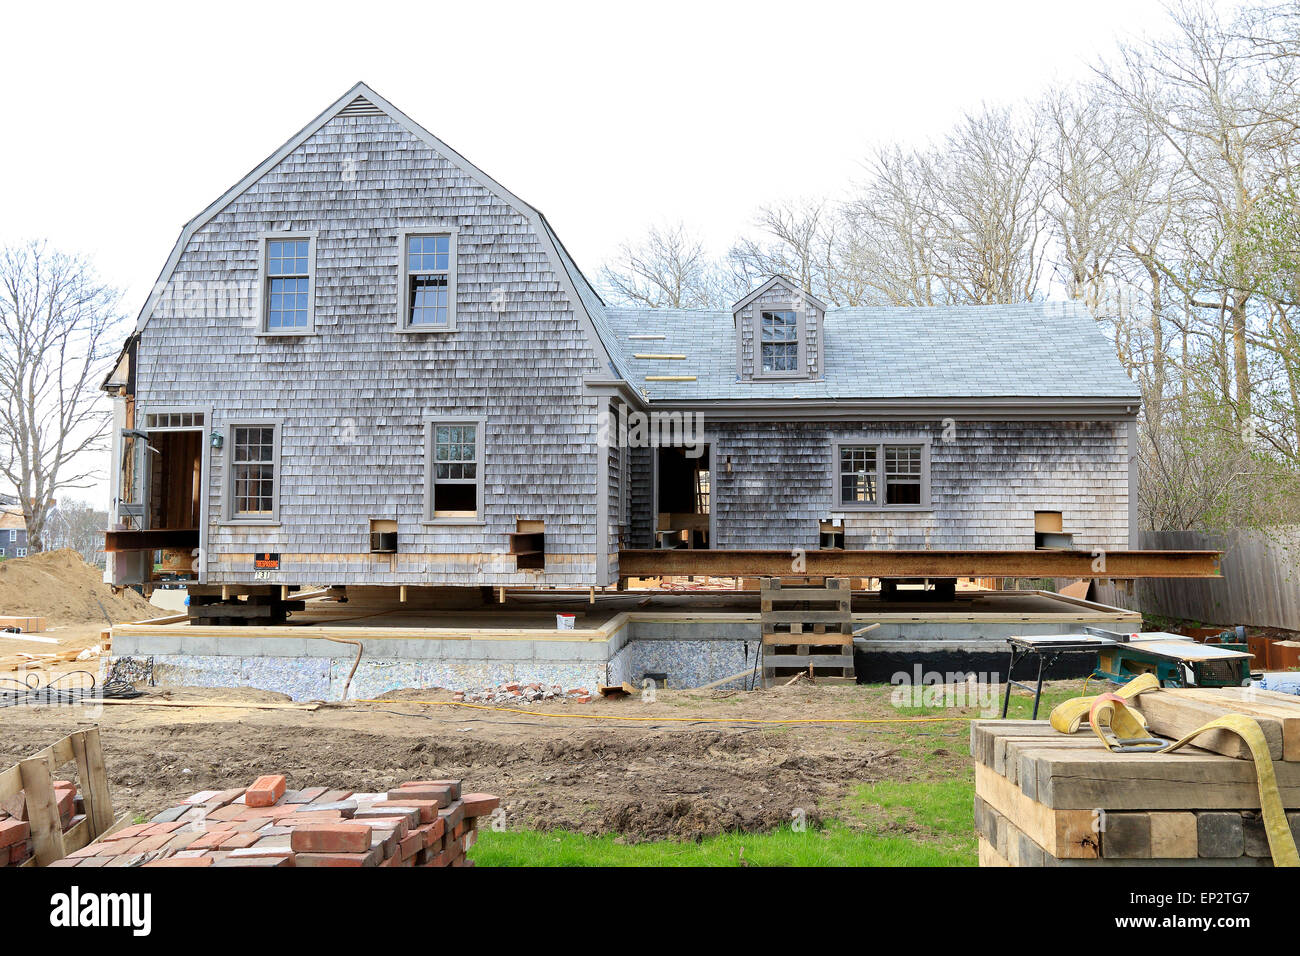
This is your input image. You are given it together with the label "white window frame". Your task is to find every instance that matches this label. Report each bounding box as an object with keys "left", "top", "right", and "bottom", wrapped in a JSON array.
[
  {"left": 7, "top": 529, "right": 14, "bottom": 543},
  {"left": 15, "top": 547, "right": 27, "bottom": 558},
  {"left": 257, "top": 232, "right": 317, "bottom": 335},
  {"left": 424, "top": 416, "right": 485, "bottom": 525},
  {"left": 831, "top": 437, "right": 932, "bottom": 511},
  {"left": 397, "top": 227, "right": 458, "bottom": 333},
  {"left": 754, "top": 305, "right": 808, "bottom": 380},
  {"left": 223, "top": 422, "right": 282, "bottom": 525}
]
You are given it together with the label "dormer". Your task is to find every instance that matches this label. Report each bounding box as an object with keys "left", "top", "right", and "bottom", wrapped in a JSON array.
[{"left": 733, "top": 276, "right": 827, "bottom": 382}]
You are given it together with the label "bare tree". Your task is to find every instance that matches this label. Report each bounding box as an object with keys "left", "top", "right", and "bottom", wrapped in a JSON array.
[
  {"left": 599, "top": 222, "right": 728, "bottom": 308},
  {"left": 0, "top": 241, "right": 123, "bottom": 552},
  {"left": 45, "top": 498, "right": 110, "bottom": 566},
  {"left": 845, "top": 106, "right": 1048, "bottom": 306}
]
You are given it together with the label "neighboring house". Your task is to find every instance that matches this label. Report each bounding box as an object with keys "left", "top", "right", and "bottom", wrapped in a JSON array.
[
  {"left": 0, "top": 508, "right": 30, "bottom": 559},
  {"left": 102, "top": 83, "right": 1140, "bottom": 593}
]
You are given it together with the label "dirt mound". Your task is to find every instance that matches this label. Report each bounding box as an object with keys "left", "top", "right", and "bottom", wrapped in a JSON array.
[{"left": 0, "top": 549, "right": 154, "bottom": 625}]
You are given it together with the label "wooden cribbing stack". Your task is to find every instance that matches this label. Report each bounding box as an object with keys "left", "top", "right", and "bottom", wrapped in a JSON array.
[
  {"left": 972, "top": 687, "right": 1300, "bottom": 866},
  {"left": 759, "top": 577, "right": 855, "bottom": 687}
]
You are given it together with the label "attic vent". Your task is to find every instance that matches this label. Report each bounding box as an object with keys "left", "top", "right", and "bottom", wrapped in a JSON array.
[{"left": 338, "top": 95, "right": 384, "bottom": 116}]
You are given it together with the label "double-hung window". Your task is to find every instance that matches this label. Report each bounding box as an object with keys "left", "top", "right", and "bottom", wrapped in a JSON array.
[
  {"left": 226, "top": 424, "right": 280, "bottom": 523},
  {"left": 399, "top": 230, "right": 457, "bottom": 331},
  {"left": 425, "top": 418, "right": 484, "bottom": 523},
  {"left": 833, "top": 439, "right": 930, "bottom": 510},
  {"left": 260, "top": 234, "right": 316, "bottom": 333},
  {"left": 759, "top": 310, "right": 800, "bottom": 374}
]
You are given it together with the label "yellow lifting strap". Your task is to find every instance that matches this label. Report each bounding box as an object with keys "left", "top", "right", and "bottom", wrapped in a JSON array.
[
  {"left": 1050, "top": 681, "right": 1300, "bottom": 868},
  {"left": 1049, "top": 672, "right": 1159, "bottom": 735}
]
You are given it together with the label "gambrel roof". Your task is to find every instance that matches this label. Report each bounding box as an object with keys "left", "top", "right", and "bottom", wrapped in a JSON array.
[
  {"left": 134, "top": 82, "right": 631, "bottom": 382},
  {"left": 604, "top": 300, "right": 1141, "bottom": 408}
]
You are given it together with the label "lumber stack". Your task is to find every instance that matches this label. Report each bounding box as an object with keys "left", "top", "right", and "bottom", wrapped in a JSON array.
[
  {"left": 47, "top": 775, "right": 499, "bottom": 867},
  {"left": 972, "top": 687, "right": 1300, "bottom": 866}
]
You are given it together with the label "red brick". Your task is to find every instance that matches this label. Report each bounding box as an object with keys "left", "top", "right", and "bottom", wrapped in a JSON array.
[
  {"left": 438, "top": 801, "right": 465, "bottom": 831},
  {"left": 218, "top": 832, "right": 261, "bottom": 850},
  {"left": 305, "top": 789, "right": 353, "bottom": 806},
  {"left": 143, "top": 821, "right": 185, "bottom": 836},
  {"left": 0, "top": 819, "right": 31, "bottom": 848},
  {"left": 245, "top": 774, "right": 287, "bottom": 808},
  {"left": 10, "top": 840, "right": 32, "bottom": 864},
  {"left": 461, "top": 793, "right": 500, "bottom": 816},
  {"left": 387, "top": 786, "right": 452, "bottom": 807},
  {"left": 103, "top": 823, "right": 152, "bottom": 841},
  {"left": 399, "top": 831, "right": 423, "bottom": 859},
  {"left": 295, "top": 849, "right": 379, "bottom": 867},
  {"left": 402, "top": 779, "right": 461, "bottom": 800},
  {"left": 205, "top": 804, "right": 247, "bottom": 822},
  {"left": 132, "top": 833, "right": 176, "bottom": 853},
  {"left": 213, "top": 854, "right": 293, "bottom": 867},
  {"left": 285, "top": 810, "right": 346, "bottom": 824},
  {"left": 144, "top": 857, "right": 212, "bottom": 867},
  {"left": 76, "top": 857, "right": 111, "bottom": 867},
  {"left": 290, "top": 823, "right": 373, "bottom": 854},
  {"left": 370, "top": 799, "right": 438, "bottom": 823},
  {"left": 66, "top": 843, "right": 104, "bottom": 859}
]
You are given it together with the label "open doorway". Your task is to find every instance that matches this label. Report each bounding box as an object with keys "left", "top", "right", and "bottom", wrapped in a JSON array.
[
  {"left": 148, "top": 430, "right": 203, "bottom": 532},
  {"left": 654, "top": 445, "right": 711, "bottom": 548}
]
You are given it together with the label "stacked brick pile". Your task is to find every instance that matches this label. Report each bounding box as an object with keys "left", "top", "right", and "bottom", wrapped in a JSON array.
[
  {"left": 1, "top": 778, "right": 83, "bottom": 868},
  {"left": 456, "top": 682, "right": 591, "bottom": 704},
  {"left": 49, "top": 775, "right": 499, "bottom": 868}
]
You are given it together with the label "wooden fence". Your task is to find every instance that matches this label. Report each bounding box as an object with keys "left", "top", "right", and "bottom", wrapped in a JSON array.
[{"left": 1096, "top": 527, "right": 1300, "bottom": 632}]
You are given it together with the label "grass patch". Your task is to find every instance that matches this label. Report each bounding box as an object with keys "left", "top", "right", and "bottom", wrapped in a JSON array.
[{"left": 468, "top": 821, "right": 969, "bottom": 867}]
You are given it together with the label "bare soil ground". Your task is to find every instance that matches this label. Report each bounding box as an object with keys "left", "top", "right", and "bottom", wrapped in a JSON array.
[{"left": 0, "top": 681, "right": 982, "bottom": 841}]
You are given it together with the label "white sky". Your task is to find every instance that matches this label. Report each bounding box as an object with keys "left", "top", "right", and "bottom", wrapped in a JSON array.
[{"left": 1, "top": 0, "right": 1192, "bottom": 499}]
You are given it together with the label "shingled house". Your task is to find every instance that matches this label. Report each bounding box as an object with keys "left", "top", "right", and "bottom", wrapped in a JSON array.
[{"left": 103, "top": 82, "right": 1140, "bottom": 596}]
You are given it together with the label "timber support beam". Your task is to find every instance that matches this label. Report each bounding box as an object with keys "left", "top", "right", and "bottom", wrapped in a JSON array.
[{"left": 617, "top": 549, "right": 1222, "bottom": 580}]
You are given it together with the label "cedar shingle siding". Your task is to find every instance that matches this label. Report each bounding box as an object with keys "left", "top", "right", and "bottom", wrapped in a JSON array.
[
  {"left": 136, "top": 105, "right": 605, "bottom": 586},
  {"left": 120, "top": 84, "right": 1139, "bottom": 589}
]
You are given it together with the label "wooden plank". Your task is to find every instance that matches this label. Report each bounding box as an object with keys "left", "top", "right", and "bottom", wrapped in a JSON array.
[
  {"left": 61, "top": 816, "right": 91, "bottom": 854},
  {"left": 19, "top": 756, "right": 65, "bottom": 866},
  {"left": 1170, "top": 688, "right": 1300, "bottom": 761},
  {"left": 69, "top": 732, "right": 98, "bottom": 839},
  {"left": 1022, "top": 746, "right": 1300, "bottom": 809},
  {"left": 1136, "top": 690, "right": 1284, "bottom": 760},
  {"left": 978, "top": 835, "right": 1013, "bottom": 867},
  {"left": 1100, "top": 812, "right": 1151, "bottom": 859},
  {"left": 1149, "top": 812, "right": 1198, "bottom": 858},
  {"left": 83, "top": 728, "right": 114, "bottom": 837},
  {"left": 974, "top": 762, "right": 1099, "bottom": 858}
]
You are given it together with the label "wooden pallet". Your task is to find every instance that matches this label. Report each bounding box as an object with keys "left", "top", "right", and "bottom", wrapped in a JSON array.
[
  {"left": 3, "top": 729, "right": 128, "bottom": 866},
  {"left": 759, "top": 577, "right": 855, "bottom": 686}
]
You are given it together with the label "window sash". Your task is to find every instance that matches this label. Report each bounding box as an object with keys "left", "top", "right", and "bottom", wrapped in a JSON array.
[
  {"left": 757, "top": 309, "right": 802, "bottom": 375},
  {"left": 406, "top": 234, "right": 452, "bottom": 327},
  {"left": 835, "top": 441, "right": 927, "bottom": 509},
  {"left": 425, "top": 419, "right": 484, "bottom": 522},
  {"left": 261, "top": 235, "right": 314, "bottom": 333},
  {"left": 230, "top": 425, "right": 278, "bottom": 519},
  {"left": 838, "top": 445, "right": 878, "bottom": 505}
]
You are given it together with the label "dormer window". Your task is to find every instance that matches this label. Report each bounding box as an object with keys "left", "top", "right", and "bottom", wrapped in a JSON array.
[
  {"left": 732, "top": 276, "right": 826, "bottom": 383},
  {"left": 760, "top": 309, "right": 800, "bottom": 373}
]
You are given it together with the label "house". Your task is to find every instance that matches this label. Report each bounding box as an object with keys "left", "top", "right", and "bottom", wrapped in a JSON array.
[
  {"left": 0, "top": 508, "right": 29, "bottom": 559},
  {"left": 102, "top": 82, "right": 1143, "bottom": 602}
]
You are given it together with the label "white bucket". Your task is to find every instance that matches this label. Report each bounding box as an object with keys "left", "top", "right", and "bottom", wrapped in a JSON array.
[{"left": 556, "top": 613, "right": 576, "bottom": 630}]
